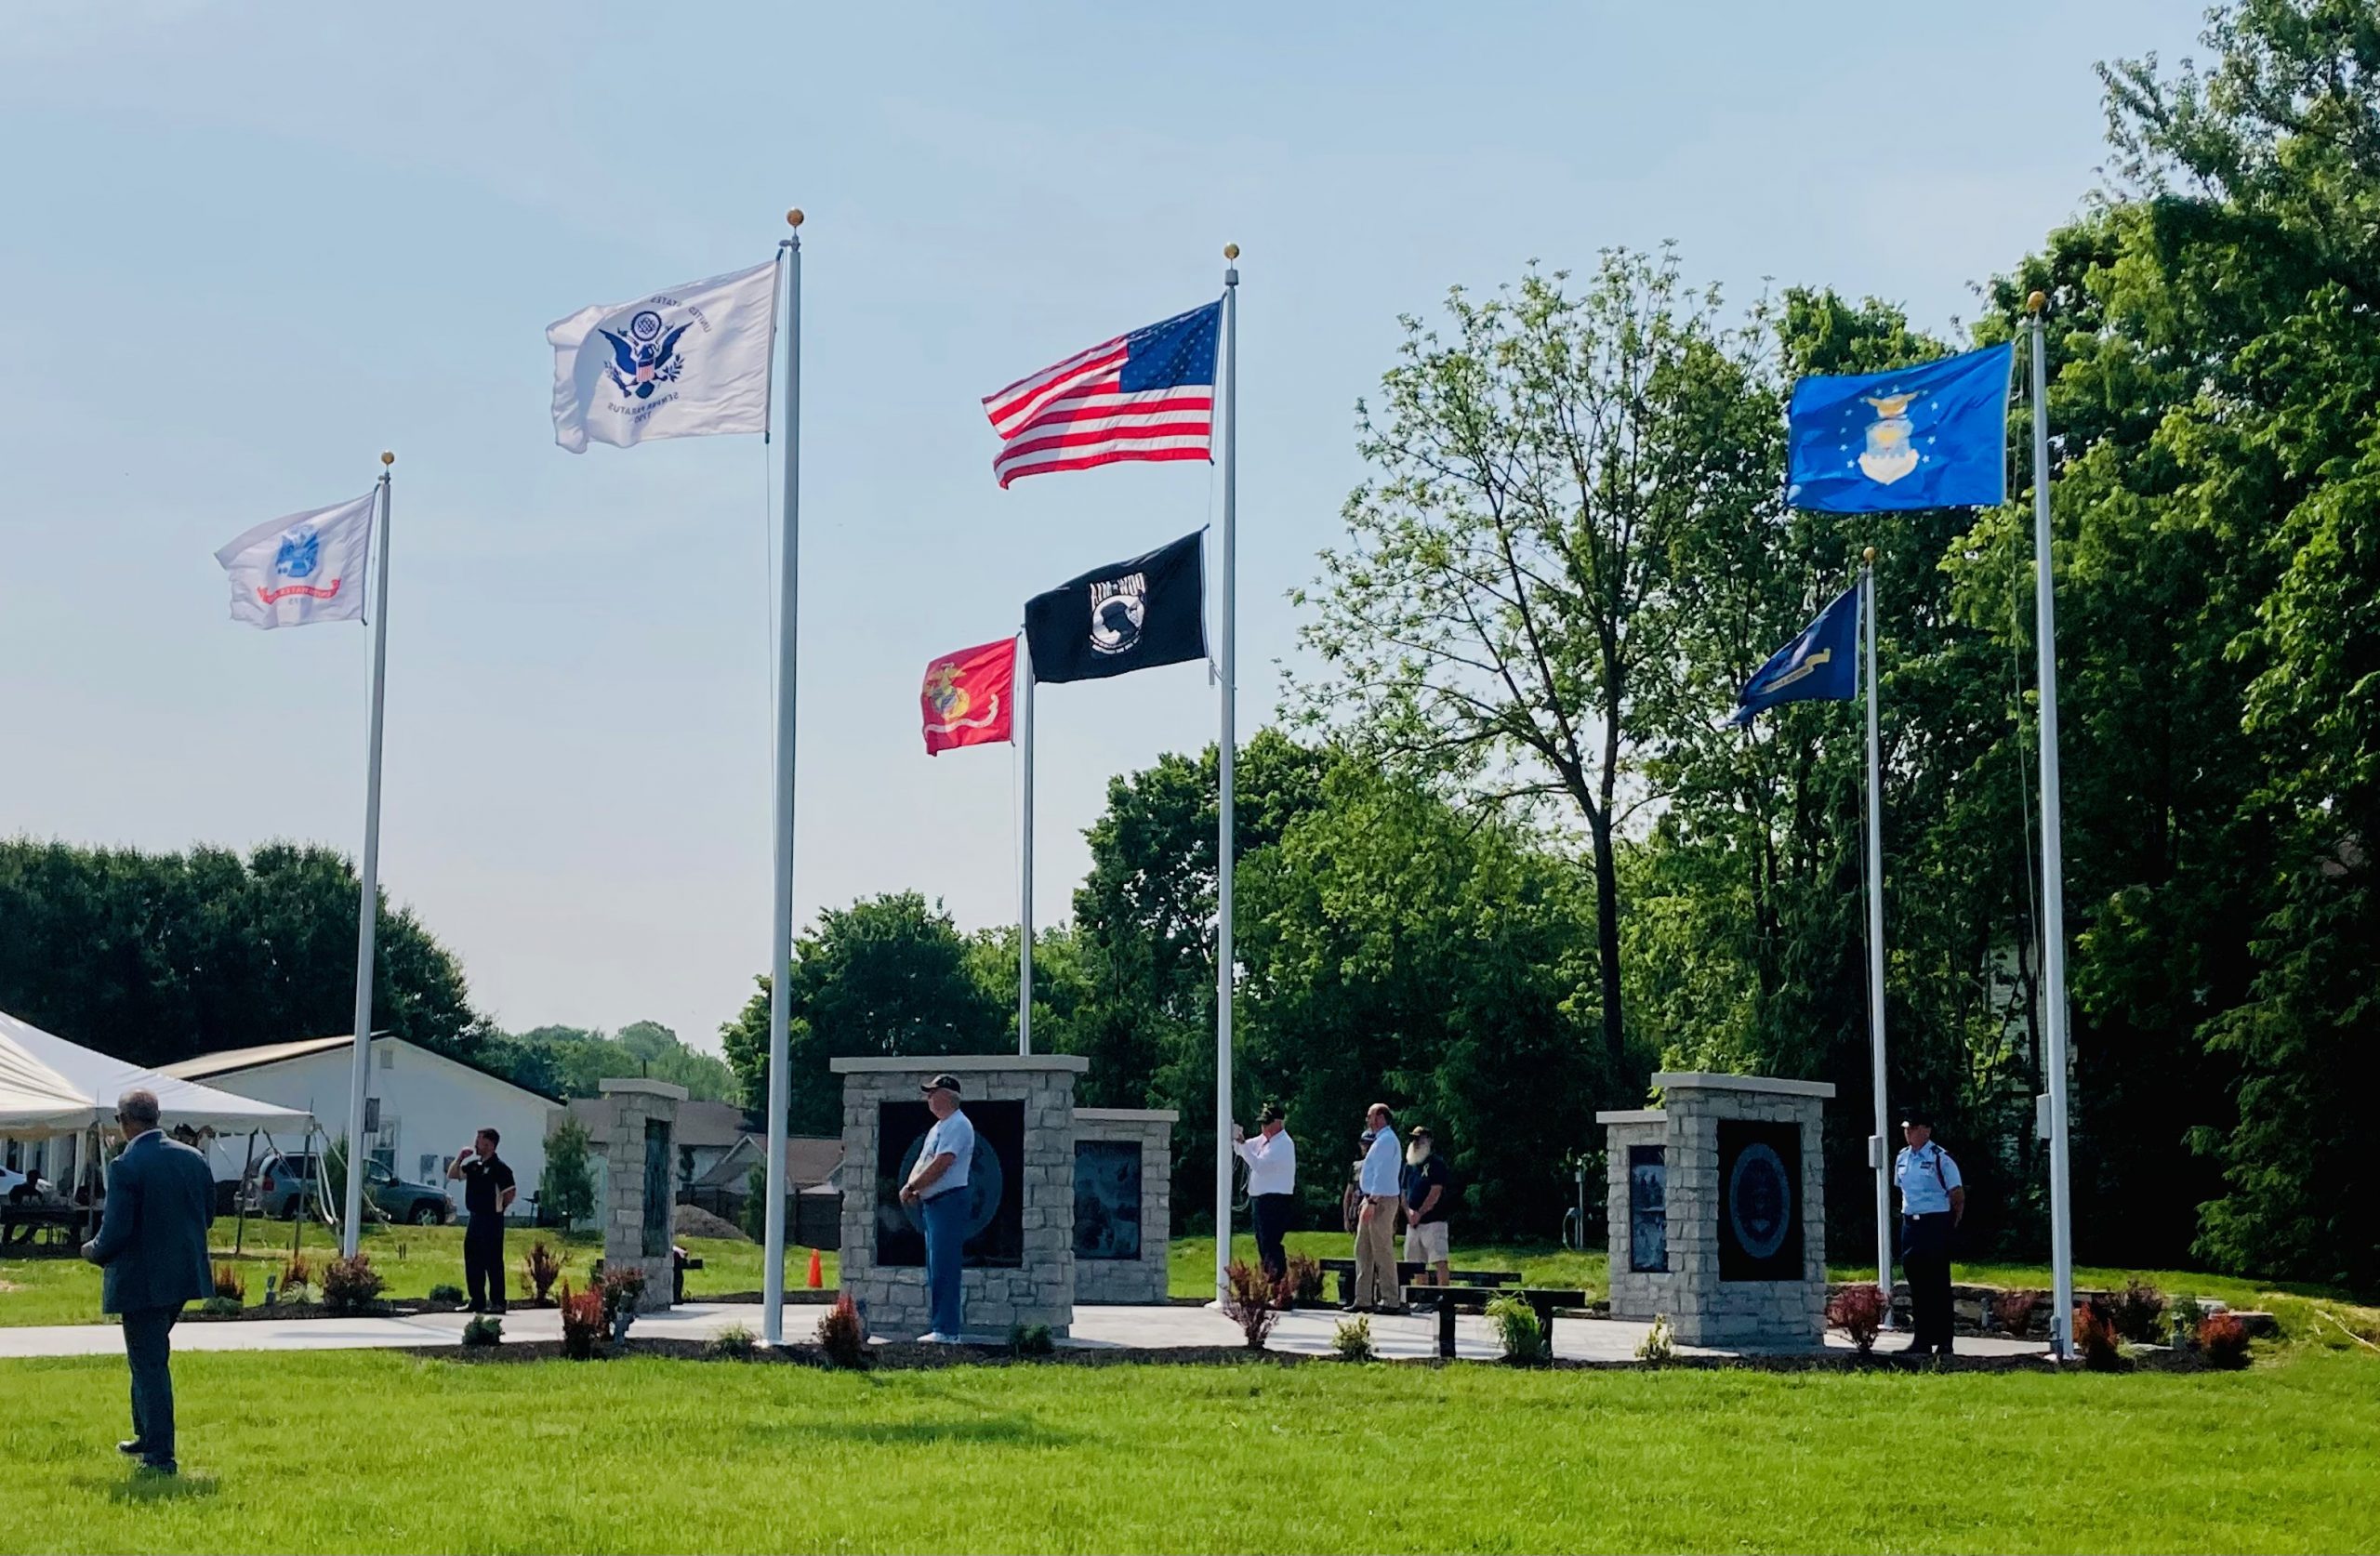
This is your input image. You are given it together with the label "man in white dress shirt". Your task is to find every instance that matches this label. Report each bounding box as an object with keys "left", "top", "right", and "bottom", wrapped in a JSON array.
[{"left": 1233, "top": 1102, "right": 1297, "bottom": 1286}]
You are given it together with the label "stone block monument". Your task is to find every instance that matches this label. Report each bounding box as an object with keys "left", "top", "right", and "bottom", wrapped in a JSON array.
[
  {"left": 596, "top": 1076, "right": 684, "bottom": 1312},
  {"left": 1070, "top": 1108, "right": 1176, "bottom": 1305},
  {"left": 830, "top": 1054, "right": 1087, "bottom": 1338},
  {"left": 1597, "top": 1072, "right": 1833, "bottom": 1346}
]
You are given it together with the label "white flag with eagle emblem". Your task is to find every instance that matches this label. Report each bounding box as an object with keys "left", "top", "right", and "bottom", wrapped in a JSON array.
[
  {"left": 547, "top": 257, "right": 778, "bottom": 454},
  {"left": 214, "top": 491, "right": 377, "bottom": 629}
]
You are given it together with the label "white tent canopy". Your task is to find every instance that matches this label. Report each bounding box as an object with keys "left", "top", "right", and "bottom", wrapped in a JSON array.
[{"left": 0, "top": 1009, "right": 311, "bottom": 1138}]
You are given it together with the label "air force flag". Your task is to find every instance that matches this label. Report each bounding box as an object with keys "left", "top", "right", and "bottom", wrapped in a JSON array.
[
  {"left": 547, "top": 258, "right": 778, "bottom": 454},
  {"left": 1786, "top": 342, "right": 2014, "bottom": 512},
  {"left": 214, "top": 491, "right": 377, "bottom": 629},
  {"left": 1731, "top": 585, "right": 1859, "bottom": 726}
]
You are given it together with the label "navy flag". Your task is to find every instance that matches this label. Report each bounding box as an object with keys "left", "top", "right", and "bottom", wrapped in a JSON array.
[
  {"left": 1731, "top": 586, "right": 1859, "bottom": 726},
  {"left": 1025, "top": 530, "right": 1208, "bottom": 685},
  {"left": 1787, "top": 342, "right": 2014, "bottom": 512}
]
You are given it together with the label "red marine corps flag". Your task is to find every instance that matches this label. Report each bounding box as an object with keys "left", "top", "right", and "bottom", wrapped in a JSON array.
[{"left": 920, "top": 638, "right": 1017, "bottom": 755}]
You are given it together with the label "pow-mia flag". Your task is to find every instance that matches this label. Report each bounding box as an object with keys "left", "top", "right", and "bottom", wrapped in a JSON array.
[{"left": 1024, "top": 529, "right": 1207, "bottom": 684}]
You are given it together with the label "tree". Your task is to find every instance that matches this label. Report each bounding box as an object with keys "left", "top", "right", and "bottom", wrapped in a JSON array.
[
  {"left": 721, "top": 892, "right": 1004, "bottom": 1134},
  {"left": 474, "top": 1021, "right": 739, "bottom": 1102},
  {"left": 538, "top": 1118, "right": 597, "bottom": 1227},
  {"left": 1292, "top": 250, "right": 1778, "bottom": 1070}
]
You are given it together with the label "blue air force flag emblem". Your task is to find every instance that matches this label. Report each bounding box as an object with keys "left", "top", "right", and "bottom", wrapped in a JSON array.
[{"left": 1786, "top": 342, "right": 2015, "bottom": 512}]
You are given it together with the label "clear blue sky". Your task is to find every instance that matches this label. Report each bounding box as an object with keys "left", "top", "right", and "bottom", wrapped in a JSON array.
[{"left": 0, "top": 1, "right": 2203, "bottom": 1053}]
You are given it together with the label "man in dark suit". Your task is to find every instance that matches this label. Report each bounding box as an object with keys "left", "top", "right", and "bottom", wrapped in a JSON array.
[{"left": 82, "top": 1088, "right": 214, "bottom": 1476}]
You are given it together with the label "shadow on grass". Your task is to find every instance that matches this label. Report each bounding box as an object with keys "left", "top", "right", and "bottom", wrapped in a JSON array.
[
  {"left": 758, "top": 1378, "right": 1084, "bottom": 1449},
  {"left": 107, "top": 1470, "right": 220, "bottom": 1504}
]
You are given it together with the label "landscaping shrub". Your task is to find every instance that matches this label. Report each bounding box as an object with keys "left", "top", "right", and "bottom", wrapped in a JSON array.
[
  {"left": 1222, "top": 1259, "right": 1282, "bottom": 1351},
  {"left": 1635, "top": 1314, "right": 1675, "bottom": 1365},
  {"left": 520, "top": 1240, "right": 568, "bottom": 1305},
  {"left": 1486, "top": 1293, "right": 1549, "bottom": 1365},
  {"left": 428, "top": 1283, "right": 466, "bottom": 1305},
  {"left": 200, "top": 1295, "right": 242, "bottom": 1316},
  {"left": 281, "top": 1252, "right": 314, "bottom": 1295},
  {"left": 706, "top": 1322, "right": 758, "bottom": 1360},
  {"left": 1992, "top": 1288, "right": 2043, "bottom": 1338},
  {"left": 1007, "top": 1323, "right": 1055, "bottom": 1357},
  {"left": 210, "top": 1262, "right": 246, "bottom": 1303},
  {"left": 559, "top": 1284, "right": 605, "bottom": 1360},
  {"left": 598, "top": 1265, "right": 646, "bottom": 1332},
  {"left": 461, "top": 1314, "right": 503, "bottom": 1348},
  {"left": 2109, "top": 1278, "right": 2168, "bottom": 1344},
  {"left": 321, "top": 1253, "right": 385, "bottom": 1315},
  {"left": 1284, "top": 1252, "right": 1324, "bottom": 1306},
  {"left": 1827, "top": 1285, "right": 1885, "bottom": 1355},
  {"left": 2197, "top": 1311, "right": 2254, "bottom": 1370},
  {"left": 2074, "top": 1300, "right": 2124, "bottom": 1370},
  {"left": 815, "top": 1293, "right": 867, "bottom": 1369},
  {"left": 1331, "top": 1314, "right": 1374, "bottom": 1362}
]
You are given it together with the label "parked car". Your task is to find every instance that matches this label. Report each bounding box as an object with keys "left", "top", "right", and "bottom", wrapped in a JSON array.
[{"left": 245, "top": 1153, "right": 451, "bottom": 1224}]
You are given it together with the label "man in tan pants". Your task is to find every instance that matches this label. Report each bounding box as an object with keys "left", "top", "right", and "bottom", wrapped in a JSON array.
[{"left": 1346, "top": 1102, "right": 1407, "bottom": 1313}]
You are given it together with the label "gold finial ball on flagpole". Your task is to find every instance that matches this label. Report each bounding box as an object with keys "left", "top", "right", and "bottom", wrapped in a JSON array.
[
  {"left": 1223, "top": 243, "right": 1239, "bottom": 260},
  {"left": 787, "top": 208, "right": 805, "bottom": 229},
  {"left": 2026, "top": 289, "right": 2046, "bottom": 314},
  {"left": 380, "top": 451, "right": 394, "bottom": 466},
  {"left": 1863, "top": 546, "right": 1877, "bottom": 564}
]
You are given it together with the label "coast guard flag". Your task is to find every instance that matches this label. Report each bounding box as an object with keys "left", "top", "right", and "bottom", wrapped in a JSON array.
[
  {"left": 1730, "top": 585, "right": 1859, "bottom": 726},
  {"left": 1025, "top": 531, "right": 1207, "bottom": 684},
  {"left": 214, "top": 492, "right": 377, "bottom": 629},
  {"left": 983, "top": 302, "right": 1220, "bottom": 487},
  {"left": 921, "top": 638, "right": 1017, "bottom": 755},
  {"left": 547, "top": 258, "right": 777, "bottom": 454},
  {"left": 1787, "top": 342, "right": 2015, "bottom": 512}
]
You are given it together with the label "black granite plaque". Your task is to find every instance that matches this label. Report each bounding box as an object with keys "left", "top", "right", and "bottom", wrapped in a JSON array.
[
  {"left": 640, "top": 1118, "right": 672, "bottom": 1259},
  {"left": 1627, "top": 1144, "right": 1668, "bottom": 1273},
  {"left": 1717, "top": 1118, "right": 1802, "bottom": 1282},
  {"left": 874, "top": 1100, "right": 1024, "bottom": 1268},
  {"left": 1073, "top": 1140, "right": 1142, "bottom": 1260}
]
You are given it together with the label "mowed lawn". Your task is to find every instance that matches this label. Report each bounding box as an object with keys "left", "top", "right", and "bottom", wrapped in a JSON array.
[{"left": 0, "top": 1347, "right": 2373, "bottom": 1553}]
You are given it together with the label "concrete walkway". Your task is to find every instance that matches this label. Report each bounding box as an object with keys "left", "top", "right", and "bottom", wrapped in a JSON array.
[{"left": 0, "top": 1302, "right": 2045, "bottom": 1364}]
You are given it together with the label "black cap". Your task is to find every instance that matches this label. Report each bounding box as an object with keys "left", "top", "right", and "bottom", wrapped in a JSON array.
[
  {"left": 1408, "top": 1124, "right": 1433, "bottom": 1140},
  {"left": 1898, "top": 1106, "right": 1933, "bottom": 1128},
  {"left": 1257, "top": 1101, "right": 1285, "bottom": 1125},
  {"left": 921, "top": 1074, "right": 963, "bottom": 1097}
]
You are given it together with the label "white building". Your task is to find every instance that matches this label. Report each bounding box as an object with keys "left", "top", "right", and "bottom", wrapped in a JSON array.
[{"left": 160, "top": 1035, "right": 562, "bottom": 1220}]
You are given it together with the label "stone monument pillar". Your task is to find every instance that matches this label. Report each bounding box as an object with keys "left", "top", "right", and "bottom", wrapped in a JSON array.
[
  {"left": 830, "top": 1054, "right": 1087, "bottom": 1338},
  {"left": 597, "top": 1077, "right": 683, "bottom": 1312},
  {"left": 1070, "top": 1108, "right": 1175, "bottom": 1305},
  {"left": 1597, "top": 1072, "right": 1833, "bottom": 1346}
]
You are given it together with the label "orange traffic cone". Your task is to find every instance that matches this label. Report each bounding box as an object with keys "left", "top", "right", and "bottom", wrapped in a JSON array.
[{"left": 806, "top": 1248, "right": 824, "bottom": 1289}]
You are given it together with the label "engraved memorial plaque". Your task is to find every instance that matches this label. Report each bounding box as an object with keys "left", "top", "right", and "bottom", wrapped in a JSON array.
[
  {"left": 1627, "top": 1144, "right": 1668, "bottom": 1273},
  {"left": 1717, "top": 1118, "right": 1802, "bottom": 1282},
  {"left": 1073, "top": 1140, "right": 1142, "bottom": 1260}
]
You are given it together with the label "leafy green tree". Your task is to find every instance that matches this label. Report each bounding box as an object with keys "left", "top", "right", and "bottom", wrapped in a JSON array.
[
  {"left": 721, "top": 892, "right": 1004, "bottom": 1134},
  {"left": 538, "top": 1118, "right": 597, "bottom": 1227}
]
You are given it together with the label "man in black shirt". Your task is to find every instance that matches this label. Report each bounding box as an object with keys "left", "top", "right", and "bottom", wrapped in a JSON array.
[
  {"left": 1400, "top": 1125, "right": 1453, "bottom": 1299},
  {"left": 446, "top": 1127, "right": 517, "bottom": 1313}
]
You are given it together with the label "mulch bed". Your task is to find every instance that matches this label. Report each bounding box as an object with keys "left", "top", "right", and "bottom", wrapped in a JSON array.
[{"left": 186, "top": 1299, "right": 559, "bottom": 1324}]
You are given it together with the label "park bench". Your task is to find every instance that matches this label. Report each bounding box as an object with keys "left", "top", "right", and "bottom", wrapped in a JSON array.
[
  {"left": 1404, "top": 1283, "right": 1588, "bottom": 1360},
  {"left": 0, "top": 1203, "right": 90, "bottom": 1251},
  {"left": 1316, "top": 1258, "right": 1521, "bottom": 1307}
]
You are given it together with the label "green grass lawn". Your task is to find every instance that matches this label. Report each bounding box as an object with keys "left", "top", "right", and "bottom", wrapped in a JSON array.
[{"left": 0, "top": 1346, "right": 2372, "bottom": 1553}]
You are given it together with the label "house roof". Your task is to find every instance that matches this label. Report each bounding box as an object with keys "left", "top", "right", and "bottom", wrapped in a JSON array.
[
  {"left": 160, "top": 1034, "right": 565, "bottom": 1107},
  {"left": 691, "top": 1132, "right": 843, "bottom": 1191}
]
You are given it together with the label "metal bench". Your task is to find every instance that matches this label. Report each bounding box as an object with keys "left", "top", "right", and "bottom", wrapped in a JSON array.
[
  {"left": 1316, "top": 1258, "right": 1521, "bottom": 1307},
  {"left": 1404, "top": 1284, "right": 1588, "bottom": 1360}
]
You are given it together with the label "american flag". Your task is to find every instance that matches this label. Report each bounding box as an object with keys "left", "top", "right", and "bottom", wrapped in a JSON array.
[{"left": 983, "top": 301, "right": 1222, "bottom": 488}]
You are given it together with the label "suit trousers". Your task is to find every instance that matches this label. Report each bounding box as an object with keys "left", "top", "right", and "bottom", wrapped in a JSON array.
[
  {"left": 465, "top": 1213, "right": 508, "bottom": 1312},
  {"left": 1901, "top": 1212, "right": 1955, "bottom": 1350},
  {"left": 1353, "top": 1193, "right": 1402, "bottom": 1311},
  {"left": 121, "top": 1305, "right": 182, "bottom": 1467}
]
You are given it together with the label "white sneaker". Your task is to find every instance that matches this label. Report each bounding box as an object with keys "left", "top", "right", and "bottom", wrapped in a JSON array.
[{"left": 918, "top": 1331, "right": 950, "bottom": 1343}]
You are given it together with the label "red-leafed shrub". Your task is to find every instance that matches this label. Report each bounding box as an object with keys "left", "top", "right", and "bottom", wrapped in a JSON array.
[
  {"left": 2109, "top": 1278, "right": 2168, "bottom": 1343},
  {"left": 1827, "top": 1285, "right": 1887, "bottom": 1355},
  {"left": 1223, "top": 1259, "right": 1283, "bottom": 1351},
  {"left": 559, "top": 1283, "right": 605, "bottom": 1360},
  {"left": 520, "top": 1240, "right": 568, "bottom": 1305},
  {"left": 321, "top": 1253, "right": 384, "bottom": 1314},
  {"left": 2074, "top": 1300, "right": 2124, "bottom": 1370},
  {"left": 1992, "top": 1288, "right": 2043, "bottom": 1337},
  {"left": 815, "top": 1293, "right": 868, "bottom": 1369},
  {"left": 211, "top": 1261, "right": 247, "bottom": 1303},
  {"left": 2197, "top": 1311, "right": 2253, "bottom": 1370}
]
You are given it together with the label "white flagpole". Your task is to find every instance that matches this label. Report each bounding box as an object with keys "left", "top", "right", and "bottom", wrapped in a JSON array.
[
  {"left": 761, "top": 211, "right": 803, "bottom": 1346},
  {"left": 1212, "top": 245, "right": 1240, "bottom": 1303},
  {"left": 1018, "top": 632, "right": 1036, "bottom": 1057},
  {"left": 2028, "top": 294, "right": 2077, "bottom": 1361},
  {"left": 1860, "top": 548, "right": 1894, "bottom": 1319},
  {"left": 339, "top": 452, "right": 396, "bottom": 1259}
]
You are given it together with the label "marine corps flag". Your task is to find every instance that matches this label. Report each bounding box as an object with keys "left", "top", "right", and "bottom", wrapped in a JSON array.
[
  {"left": 1024, "top": 530, "right": 1207, "bottom": 685},
  {"left": 920, "top": 638, "right": 1017, "bottom": 755}
]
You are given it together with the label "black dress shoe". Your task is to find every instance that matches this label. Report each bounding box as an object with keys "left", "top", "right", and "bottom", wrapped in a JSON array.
[
  {"left": 1896, "top": 1341, "right": 1931, "bottom": 1355},
  {"left": 117, "top": 1440, "right": 145, "bottom": 1457}
]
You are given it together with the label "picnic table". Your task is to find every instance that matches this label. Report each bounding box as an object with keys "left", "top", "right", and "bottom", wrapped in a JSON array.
[
  {"left": 1316, "top": 1258, "right": 1522, "bottom": 1307},
  {"left": 0, "top": 1202, "right": 94, "bottom": 1251}
]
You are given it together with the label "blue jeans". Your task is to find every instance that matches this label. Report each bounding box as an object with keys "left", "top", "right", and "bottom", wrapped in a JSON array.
[
  {"left": 121, "top": 1305, "right": 181, "bottom": 1468},
  {"left": 920, "top": 1188, "right": 969, "bottom": 1338}
]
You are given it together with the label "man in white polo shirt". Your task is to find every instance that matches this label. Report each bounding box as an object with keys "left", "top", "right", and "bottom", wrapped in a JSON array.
[{"left": 898, "top": 1073, "right": 975, "bottom": 1342}]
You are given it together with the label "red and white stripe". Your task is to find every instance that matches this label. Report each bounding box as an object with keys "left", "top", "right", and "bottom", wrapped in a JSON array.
[{"left": 982, "top": 334, "right": 1213, "bottom": 488}]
